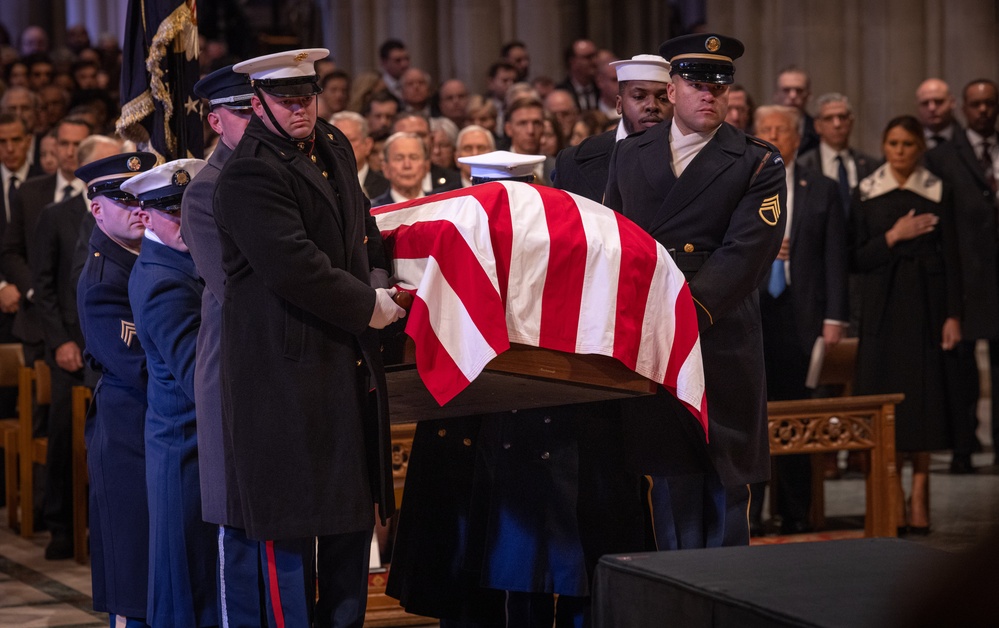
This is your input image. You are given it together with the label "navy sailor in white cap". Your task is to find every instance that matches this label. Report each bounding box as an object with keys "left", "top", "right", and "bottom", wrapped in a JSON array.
[{"left": 215, "top": 48, "right": 402, "bottom": 626}]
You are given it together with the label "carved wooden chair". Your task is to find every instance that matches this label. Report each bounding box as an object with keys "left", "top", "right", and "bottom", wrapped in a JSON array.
[{"left": 0, "top": 343, "right": 24, "bottom": 529}]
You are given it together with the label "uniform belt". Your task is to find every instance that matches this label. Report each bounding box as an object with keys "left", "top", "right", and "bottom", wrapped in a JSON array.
[{"left": 667, "top": 250, "right": 710, "bottom": 277}]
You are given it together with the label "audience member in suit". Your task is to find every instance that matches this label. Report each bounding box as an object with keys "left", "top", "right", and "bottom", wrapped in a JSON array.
[
  {"left": 0, "top": 113, "right": 39, "bottom": 360},
  {"left": 391, "top": 113, "right": 461, "bottom": 193},
  {"left": 434, "top": 78, "right": 469, "bottom": 128},
  {"left": 552, "top": 54, "right": 672, "bottom": 202},
  {"left": 1, "top": 87, "right": 42, "bottom": 170},
  {"left": 3, "top": 114, "right": 85, "bottom": 541},
  {"left": 485, "top": 61, "right": 518, "bottom": 138},
  {"left": 605, "top": 34, "right": 786, "bottom": 548},
  {"left": 32, "top": 137, "right": 113, "bottom": 562},
  {"left": 917, "top": 78, "right": 963, "bottom": 149},
  {"left": 725, "top": 84, "right": 755, "bottom": 133},
  {"left": 797, "top": 93, "right": 881, "bottom": 213},
  {"left": 399, "top": 68, "right": 432, "bottom": 118},
  {"left": 369, "top": 132, "right": 436, "bottom": 208},
  {"left": 773, "top": 66, "right": 820, "bottom": 154},
  {"left": 378, "top": 38, "right": 410, "bottom": 101},
  {"left": 556, "top": 39, "right": 600, "bottom": 111},
  {"left": 505, "top": 97, "right": 555, "bottom": 185},
  {"left": 752, "top": 105, "right": 849, "bottom": 534},
  {"left": 454, "top": 125, "right": 496, "bottom": 188},
  {"left": 331, "top": 111, "right": 389, "bottom": 200},
  {"left": 924, "top": 79, "right": 999, "bottom": 473}
]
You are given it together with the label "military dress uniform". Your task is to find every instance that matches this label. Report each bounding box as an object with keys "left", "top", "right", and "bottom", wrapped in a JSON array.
[
  {"left": 75, "top": 151, "right": 157, "bottom": 622},
  {"left": 604, "top": 34, "right": 786, "bottom": 548},
  {"left": 123, "top": 159, "right": 218, "bottom": 627},
  {"left": 215, "top": 49, "right": 396, "bottom": 628}
]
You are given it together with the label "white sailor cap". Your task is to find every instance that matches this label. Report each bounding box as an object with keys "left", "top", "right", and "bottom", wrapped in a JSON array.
[
  {"left": 609, "top": 54, "right": 672, "bottom": 83},
  {"left": 458, "top": 150, "right": 545, "bottom": 182},
  {"left": 233, "top": 48, "right": 329, "bottom": 97},
  {"left": 120, "top": 158, "right": 207, "bottom": 211}
]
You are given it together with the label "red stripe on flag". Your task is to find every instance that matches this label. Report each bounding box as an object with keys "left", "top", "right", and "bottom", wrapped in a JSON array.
[
  {"left": 663, "top": 281, "right": 699, "bottom": 386},
  {"left": 611, "top": 214, "right": 657, "bottom": 370},
  {"left": 264, "top": 541, "right": 286, "bottom": 628},
  {"left": 538, "top": 188, "right": 586, "bottom": 352},
  {"left": 389, "top": 220, "right": 508, "bottom": 355},
  {"left": 406, "top": 295, "right": 474, "bottom": 404},
  {"left": 471, "top": 183, "right": 514, "bottom": 307}
]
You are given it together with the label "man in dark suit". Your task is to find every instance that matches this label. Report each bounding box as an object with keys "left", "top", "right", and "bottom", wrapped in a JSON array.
[
  {"left": 774, "top": 66, "right": 819, "bottom": 154},
  {"left": 553, "top": 54, "right": 672, "bottom": 202},
  {"left": 504, "top": 97, "right": 556, "bottom": 185},
  {"left": 0, "top": 113, "right": 38, "bottom": 353},
  {"left": 331, "top": 111, "right": 389, "bottom": 199},
  {"left": 216, "top": 49, "right": 403, "bottom": 626},
  {"left": 604, "top": 33, "right": 786, "bottom": 548},
  {"left": 924, "top": 78, "right": 999, "bottom": 471},
  {"left": 556, "top": 39, "right": 600, "bottom": 111},
  {"left": 796, "top": 93, "right": 880, "bottom": 212},
  {"left": 391, "top": 113, "right": 461, "bottom": 192},
  {"left": 369, "top": 132, "right": 435, "bottom": 208},
  {"left": 76, "top": 149, "right": 157, "bottom": 624},
  {"left": 917, "top": 78, "right": 963, "bottom": 149},
  {"left": 754, "top": 104, "right": 849, "bottom": 534}
]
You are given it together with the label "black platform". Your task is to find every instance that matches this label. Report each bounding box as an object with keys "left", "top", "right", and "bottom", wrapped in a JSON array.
[{"left": 592, "top": 539, "right": 947, "bottom": 628}]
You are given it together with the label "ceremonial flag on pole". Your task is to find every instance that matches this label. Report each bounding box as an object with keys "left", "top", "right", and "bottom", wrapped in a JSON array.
[
  {"left": 117, "top": 0, "right": 203, "bottom": 161},
  {"left": 373, "top": 181, "right": 708, "bottom": 436}
]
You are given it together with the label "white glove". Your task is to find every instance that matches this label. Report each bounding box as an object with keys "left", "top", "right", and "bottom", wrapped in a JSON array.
[{"left": 369, "top": 287, "right": 407, "bottom": 329}]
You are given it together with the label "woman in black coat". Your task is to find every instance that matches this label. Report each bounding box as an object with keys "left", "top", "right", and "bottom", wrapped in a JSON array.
[{"left": 850, "top": 115, "right": 962, "bottom": 533}]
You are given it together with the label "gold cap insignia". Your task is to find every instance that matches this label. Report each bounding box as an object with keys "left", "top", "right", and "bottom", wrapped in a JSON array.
[
  {"left": 759, "top": 194, "right": 781, "bottom": 226},
  {"left": 127, "top": 156, "right": 142, "bottom": 172},
  {"left": 172, "top": 170, "right": 191, "bottom": 187},
  {"left": 705, "top": 36, "right": 721, "bottom": 52},
  {"left": 294, "top": 51, "right": 309, "bottom": 62},
  {"left": 683, "top": 243, "right": 694, "bottom": 253}
]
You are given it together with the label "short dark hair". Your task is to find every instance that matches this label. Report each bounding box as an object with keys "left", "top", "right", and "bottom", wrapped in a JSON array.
[
  {"left": 505, "top": 96, "right": 543, "bottom": 120},
  {"left": 379, "top": 39, "right": 406, "bottom": 61},
  {"left": 362, "top": 90, "right": 400, "bottom": 116},
  {"left": 488, "top": 60, "right": 516, "bottom": 80},
  {"left": 321, "top": 69, "right": 350, "bottom": 89},
  {"left": 56, "top": 115, "right": 93, "bottom": 135},
  {"left": 963, "top": 78, "right": 999, "bottom": 101},
  {"left": 0, "top": 112, "right": 28, "bottom": 133},
  {"left": 500, "top": 41, "right": 526, "bottom": 58},
  {"left": 23, "top": 52, "right": 53, "bottom": 70}
]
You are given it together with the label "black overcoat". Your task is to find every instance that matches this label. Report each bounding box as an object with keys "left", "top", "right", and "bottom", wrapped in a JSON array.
[
  {"left": 214, "top": 116, "right": 394, "bottom": 541},
  {"left": 604, "top": 121, "right": 786, "bottom": 487}
]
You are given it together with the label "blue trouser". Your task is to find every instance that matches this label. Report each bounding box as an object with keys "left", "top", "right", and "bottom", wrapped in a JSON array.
[
  {"left": 218, "top": 526, "right": 313, "bottom": 628},
  {"left": 645, "top": 472, "right": 726, "bottom": 550}
]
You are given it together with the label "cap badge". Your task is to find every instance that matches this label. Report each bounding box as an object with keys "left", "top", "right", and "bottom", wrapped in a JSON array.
[
  {"left": 172, "top": 170, "right": 191, "bottom": 187},
  {"left": 127, "top": 156, "right": 142, "bottom": 172},
  {"left": 705, "top": 36, "right": 721, "bottom": 52},
  {"left": 294, "top": 51, "right": 309, "bottom": 62}
]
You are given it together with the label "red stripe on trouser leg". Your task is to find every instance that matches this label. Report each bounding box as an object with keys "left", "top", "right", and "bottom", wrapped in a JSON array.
[{"left": 264, "top": 540, "right": 286, "bottom": 628}]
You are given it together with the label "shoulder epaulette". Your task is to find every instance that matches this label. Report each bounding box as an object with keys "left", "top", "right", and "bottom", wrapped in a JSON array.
[{"left": 745, "top": 135, "right": 771, "bottom": 151}]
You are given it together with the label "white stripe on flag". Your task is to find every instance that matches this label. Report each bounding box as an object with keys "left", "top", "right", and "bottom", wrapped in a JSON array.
[
  {"left": 503, "top": 182, "right": 548, "bottom": 345},
  {"left": 574, "top": 193, "right": 622, "bottom": 354},
  {"left": 420, "top": 255, "right": 499, "bottom": 381}
]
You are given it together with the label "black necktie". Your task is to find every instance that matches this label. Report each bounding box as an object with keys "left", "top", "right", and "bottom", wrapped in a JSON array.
[
  {"left": 835, "top": 154, "right": 851, "bottom": 215},
  {"left": 6, "top": 175, "right": 18, "bottom": 221},
  {"left": 61, "top": 184, "right": 75, "bottom": 202},
  {"left": 981, "top": 139, "right": 997, "bottom": 195}
]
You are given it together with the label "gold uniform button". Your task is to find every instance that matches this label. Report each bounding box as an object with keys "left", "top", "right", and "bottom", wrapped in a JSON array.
[
  {"left": 355, "top": 359, "right": 362, "bottom": 367},
  {"left": 322, "top": 171, "right": 328, "bottom": 178},
  {"left": 438, "top": 429, "right": 447, "bottom": 438},
  {"left": 297, "top": 142, "right": 305, "bottom": 150},
  {"left": 94, "top": 252, "right": 100, "bottom": 257},
  {"left": 363, "top": 236, "right": 369, "bottom": 244},
  {"left": 541, "top": 451, "right": 551, "bottom": 460},
  {"left": 311, "top": 155, "right": 317, "bottom": 163},
  {"left": 683, "top": 243, "right": 694, "bottom": 253},
  {"left": 462, "top": 438, "right": 472, "bottom": 447}
]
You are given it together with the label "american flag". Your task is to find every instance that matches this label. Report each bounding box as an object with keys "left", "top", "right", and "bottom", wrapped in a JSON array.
[{"left": 372, "top": 182, "right": 707, "bottom": 435}]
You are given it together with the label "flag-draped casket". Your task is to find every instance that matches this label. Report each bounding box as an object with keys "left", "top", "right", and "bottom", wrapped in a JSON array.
[{"left": 373, "top": 182, "right": 707, "bottom": 434}]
